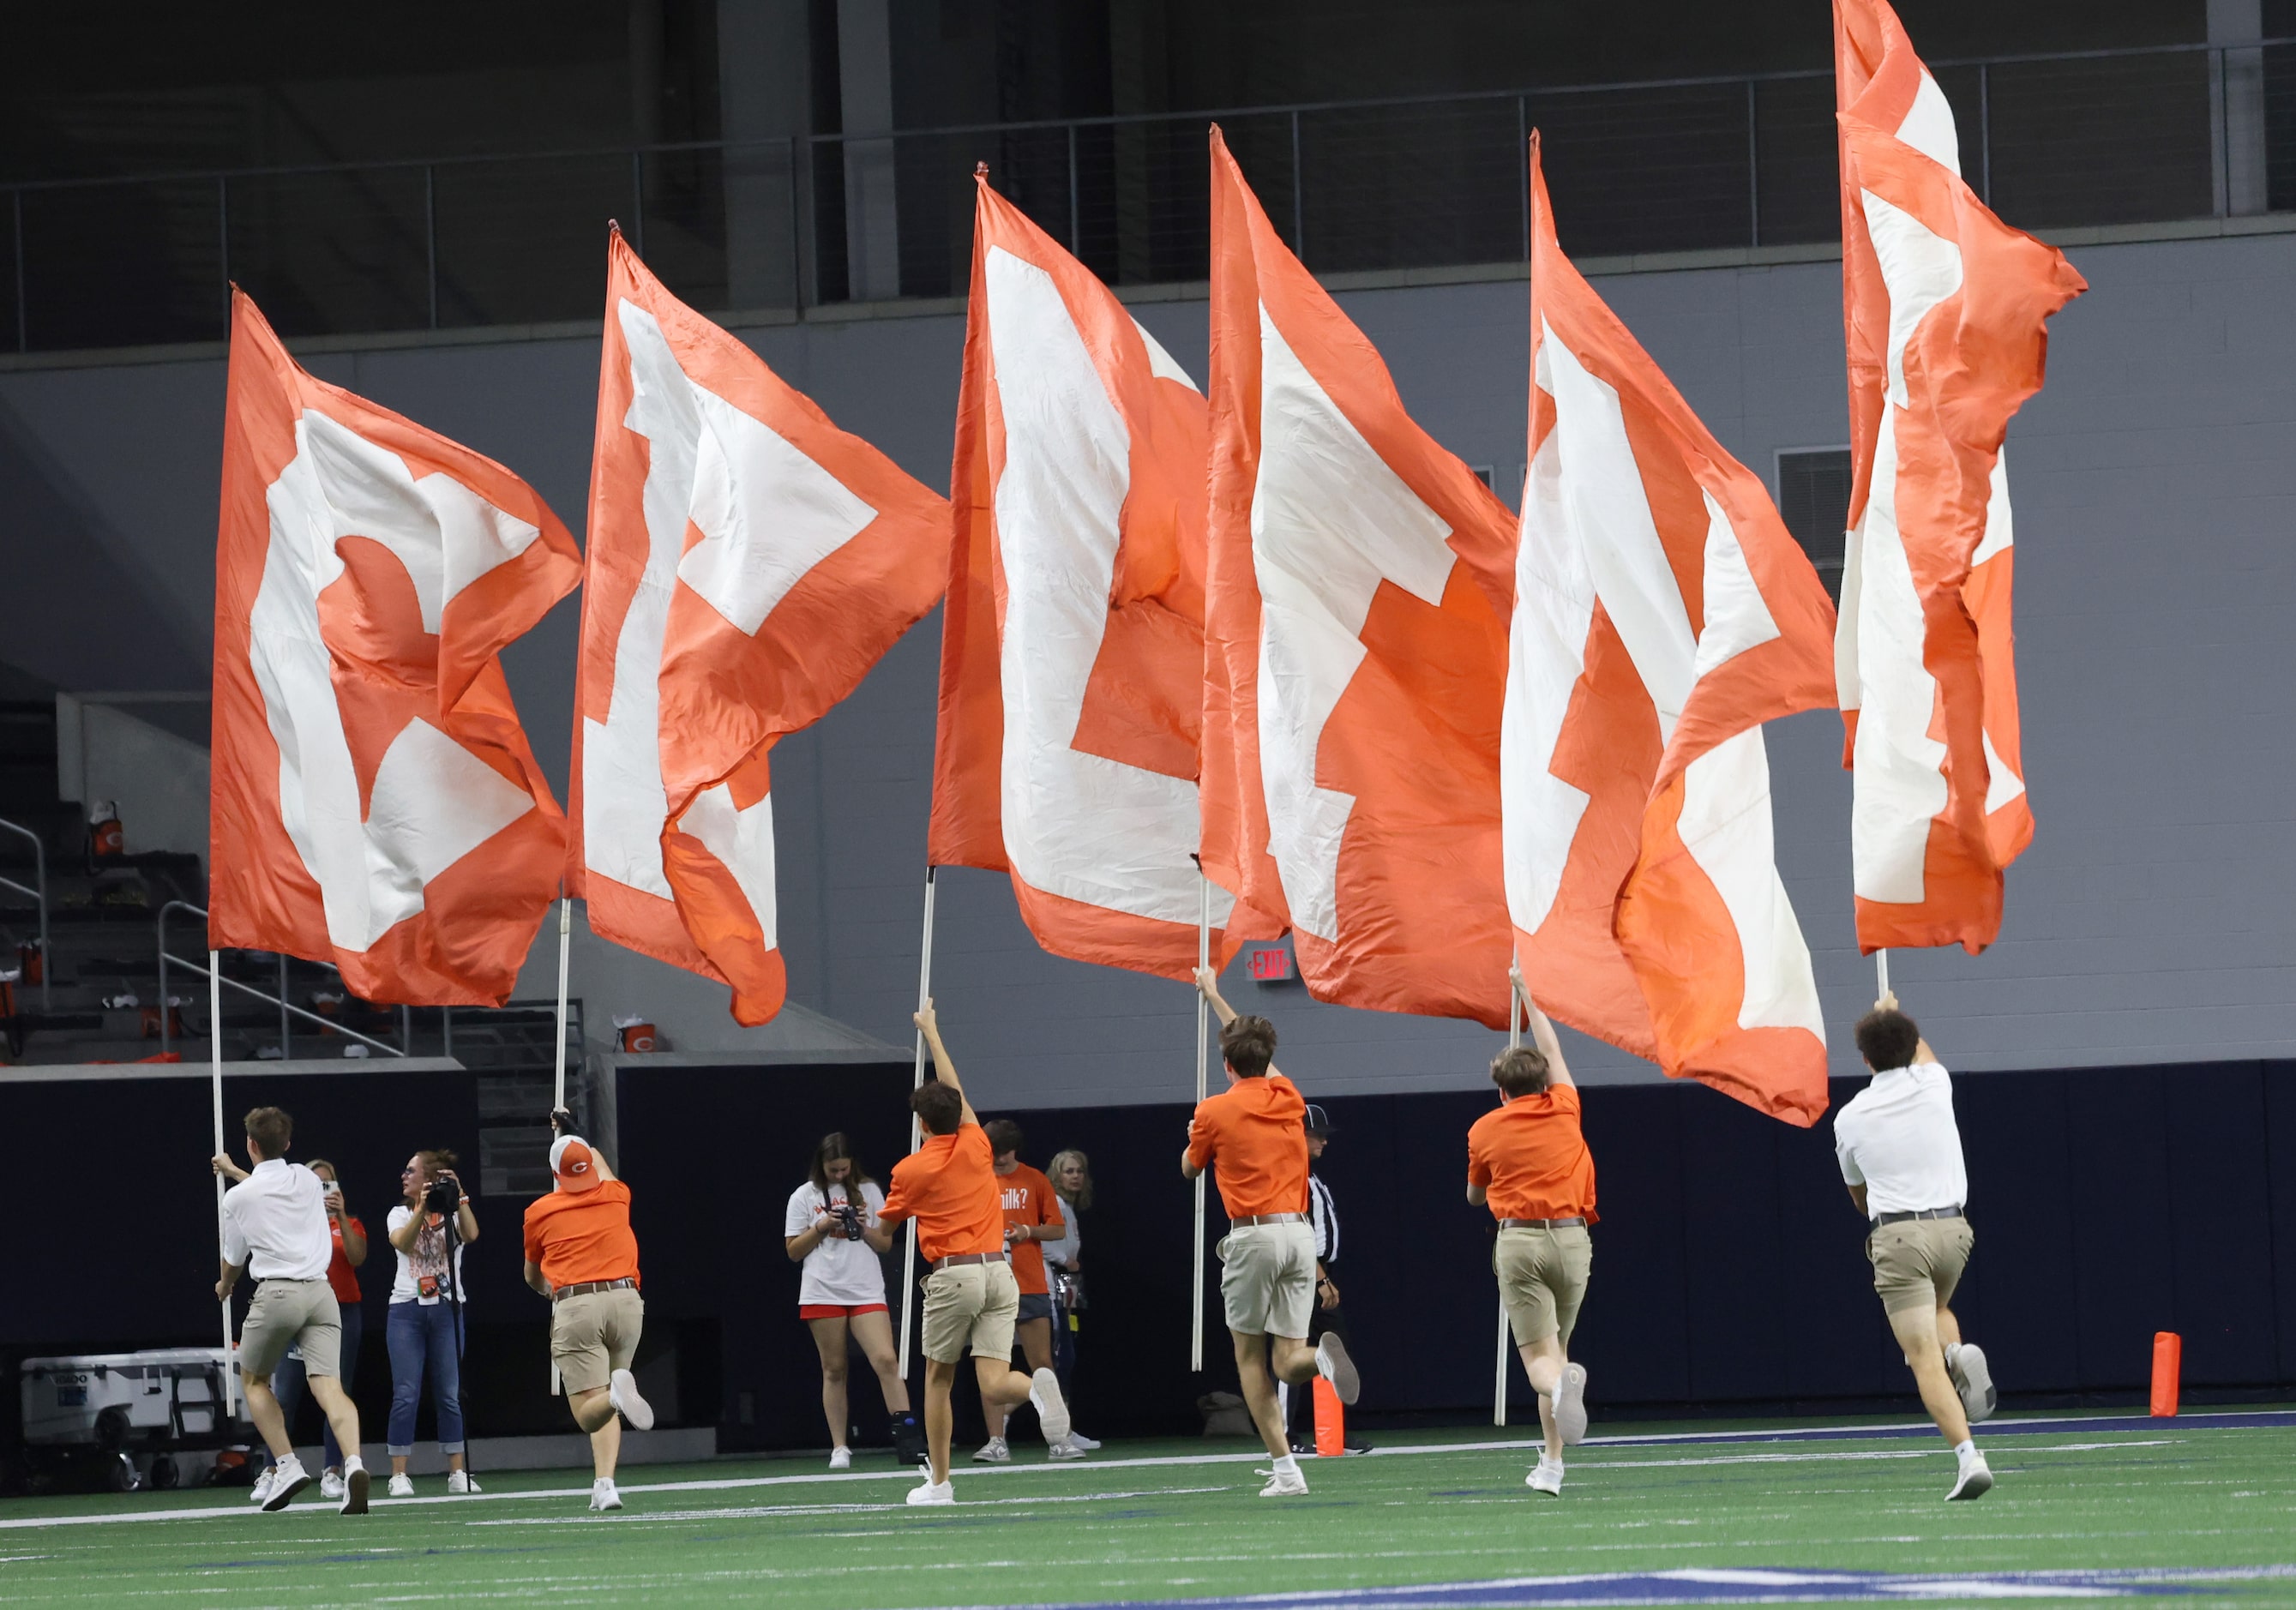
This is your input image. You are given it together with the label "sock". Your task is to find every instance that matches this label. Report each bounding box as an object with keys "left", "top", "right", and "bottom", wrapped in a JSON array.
[
  {"left": 1954, "top": 1439, "right": 1976, "bottom": 1458},
  {"left": 1271, "top": 1453, "right": 1300, "bottom": 1477}
]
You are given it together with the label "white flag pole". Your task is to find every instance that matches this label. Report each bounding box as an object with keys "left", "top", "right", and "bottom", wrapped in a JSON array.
[
  {"left": 210, "top": 948, "right": 235, "bottom": 1419},
  {"left": 1192, "top": 871, "right": 1210, "bottom": 1373},
  {"left": 1876, "top": 947, "right": 1890, "bottom": 1000},
  {"left": 551, "top": 895, "right": 573, "bottom": 1111},
  {"left": 897, "top": 867, "right": 938, "bottom": 1374},
  {"left": 1496, "top": 962, "right": 1522, "bottom": 1427}
]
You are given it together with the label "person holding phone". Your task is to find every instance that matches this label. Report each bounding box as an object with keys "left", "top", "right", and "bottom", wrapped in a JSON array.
[
  {"left": 384, "top": 1149, "right": 479, "bottom": 1497},
  {"left": 784, "top": 1133, "right": 920, "bottom": 1469},
  {"left": 255, "top": 1159, "right": 368, "bottom": 1503}
]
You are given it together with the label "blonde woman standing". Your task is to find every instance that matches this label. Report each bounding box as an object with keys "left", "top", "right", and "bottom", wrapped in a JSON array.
[{"left": 1040, "top": 1149, "right": 1100, "bottom": 1453}]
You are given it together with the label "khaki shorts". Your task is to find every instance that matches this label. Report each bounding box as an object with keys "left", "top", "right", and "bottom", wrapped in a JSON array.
[
  {"left": 240, "top": 1279, "right": 341, "bottom": 1379},
  {"left": 1218, "top": 1221, "right": 1317, "bottom": 1339},
  {"left": 1867, "top": 1217, "right": 1974, "bottom": 1316},
  {"left": 1495, "top": 1224, "right": 1591, "bottom": 1349},
  {"left": 551, "top": 1288, "right": 645, "bottom": 1395},
  {"left": 921, "top": 1261, "right": 1019, "bottom": 1365}
]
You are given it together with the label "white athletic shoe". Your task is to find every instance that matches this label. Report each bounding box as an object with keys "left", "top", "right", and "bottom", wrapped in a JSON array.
[
  {"left": 1947, "top": 1449, "right": 1994, "bottom": 1502},
  {"left": 1315, "top": 1334, "right": 1361, "bottom": 1407},
  {"left": 1047, "top": 1435, "right": 1087, "bottom": 1462},
  {"left": 1946, "top": 1343, "right": 1998, "bottom": 1424},
  {"left": 1029, "top": 1368, "right": 1073, "bottom": 1446},
  {"left": 447, "top": 1469, "right": 480, "bottom": 1494},
  {"left": 248, "top": 1467, "right": 278, "bottom": 1505},
  {"left": 318, "top": 1470, "right": 346, "bottom": 1501},
  {"left": 828, "top": 1446, "right": 853, "bottom": 1470},
  {"left": 1067, "top": 1433, "right": 1103, "bottom": 1451},
  {"left": 1528, "top": 1457, "right": 1565, "bottom": 1497},
  {"left": 387, "top": 1474, "right": 415, "bottom": 1499},
  {"left": 906, "top": 1475, "right": 955, "bottom": 1505},
  {"left": 1259, "top": 1465, "right": 1310, "bottom": 1498},
  {"left": 339, "top": 1458, "right": 370, "bottom": 1516},
  {"left": 609, "top": 1367, "right": 656, "bottom": 1432},
  {"left": 590, "top": 1477, "right": 623, "bottom": 1512},
  {"left": 1553, "top": 1363, "right": 1590, "bottom": 1446},
  {"left": 971, "top": 1436, "right": 1010, "bottom": 1463},
  {"left": 262, "top": 1454, "right": 312, "bottom": 1511}
]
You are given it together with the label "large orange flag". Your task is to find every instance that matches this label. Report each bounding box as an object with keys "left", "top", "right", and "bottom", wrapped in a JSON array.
[
  {"left": 569, "top": 231, "right": 947, "bottom": 1023},
  {"left": 211, "top": 290, "right": 580, "bottom": 1004},
  {"left": 1203, "top": 128, "right": 1516, "bottom": 1026},
  {"left": 1508, "top": 136, "right": 1836, "bottom": 1124},
  {"left": 1835, "top": 0, "right": 2085, "bottom": 953},
  {"left": 932, "top": 175, "right": 1271, "bottom": 977}
]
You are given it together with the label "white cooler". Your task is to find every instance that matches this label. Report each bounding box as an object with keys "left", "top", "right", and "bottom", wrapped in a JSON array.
[{"left": 21, "top": 1349, "right": 243, "bottom": 1447}]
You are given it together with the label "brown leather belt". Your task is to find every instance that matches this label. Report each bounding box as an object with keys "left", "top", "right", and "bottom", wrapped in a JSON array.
[
  {"left": 1230, "top": 1213, "right": 1307, "bottom": 1228},
  {"left": 1500, "top": 1217, "right": 1587, "bottom": 1229},
  {"left": 932, "top": 1253, "right": 1001, "bottom": 1271},
  {"left": 1873, "top": 1206, "right": 1963, "bottom": 1226},
  {"left": 552, "top": 1277, "right": 638, "bottom": 1302}
]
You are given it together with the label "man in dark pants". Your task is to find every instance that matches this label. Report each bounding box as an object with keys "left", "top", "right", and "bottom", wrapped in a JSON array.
[{"left": 1287, "top": 1104, "right": 1369, "bottom": 1455}]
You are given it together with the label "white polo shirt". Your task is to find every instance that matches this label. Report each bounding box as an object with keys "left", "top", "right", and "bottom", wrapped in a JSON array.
[
  {"left": 219, "top": 1158, "right": 334, "bottom": 1281},
  {"left": 1833, "top": 1060, "right": 1968, "bottom": 1219}
]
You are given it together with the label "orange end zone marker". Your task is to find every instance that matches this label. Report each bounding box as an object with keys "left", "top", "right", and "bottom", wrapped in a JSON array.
[
  {"left": 1313, "top": 1375, "right": 1345, "bottom": 1457},
  {"left": 2149, "top": 1331, "right": 2182, "bottom": 1417}
]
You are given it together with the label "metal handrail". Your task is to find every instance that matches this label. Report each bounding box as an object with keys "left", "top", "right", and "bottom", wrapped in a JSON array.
[
  {"left": 0, "top": 815, "right": 48, "bottom": 1009},
  {"left": 156, "top": 901, "right": 404, "bottom": 1059}
]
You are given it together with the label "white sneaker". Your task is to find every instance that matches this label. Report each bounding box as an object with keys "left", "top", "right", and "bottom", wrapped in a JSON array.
[
  {"left": 387, "top": 1473, "right": 415, "bottom": 1499},
  {"left": 1029, "top": 1368, "right": 1073, "bottom": 1446},
  {"left": 261, "top": 1455, "right": 312, "bottom": 1511},
  {"left": 1067, "top": 1433, "right": 1102, "bottom": 1451},
  {"left": 1047, "top": 1435, "right": 1087, "bottom": 1462},
  {"left": 447, "top": 1469, "right": 480, "bottom": 1494},
  {"left": 971, "top": 1436, "right": 1011, "bottom": 1464},
  {"left": 1528, "top": 1457, "right": 1565, "bottom": 1497},
  {"left": 906, "top": 1475, "right": 955, "bottom": 1505},
  {"left": 590, "top": 1477, "right": 622, "bottom": 1512},
  {"left": 609, "top": 1368, "right": 656, "bottom": 1432},
  {"left": 319, "top": 1470, "right": 346, "bottom": 1501},
  {"left": 1946, "top": 1343, "right": 1998, "bottom": 1424},
  {"left": 1553, "top": 1363, "right": 1590, "bottom": 1446},
  {"left": 339, "top": 1458, "right": 370, "bottom": 1516},
  {"left": 1259, "top": 1465, "right": 1309, "bottom": 1497},
  {"left": 828, "top": 1446, "right": 852, "bottom": 1470},
  {"left": 1947, "top": 1449, "right": 1994, "bottom": 1501},
  {"left": 248, "top": 1467, "right": 278, "bottom": 1505},
  {"left": 1315, "top": 1335, "right": 1361, "bottom": 1407}
]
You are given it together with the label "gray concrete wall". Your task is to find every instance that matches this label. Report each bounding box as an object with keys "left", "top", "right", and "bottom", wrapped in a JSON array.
[{"left": 2, "top": 227, "right": 2291, "bottom": 1109}]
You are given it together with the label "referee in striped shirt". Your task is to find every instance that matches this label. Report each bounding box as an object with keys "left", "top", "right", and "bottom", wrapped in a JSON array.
[{"left": 1288, "top": 1104, "right": 1369, "bottom": 1454}]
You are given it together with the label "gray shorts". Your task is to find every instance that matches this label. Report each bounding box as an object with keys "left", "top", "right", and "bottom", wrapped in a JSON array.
[
  {"left": 240, "top": 1279, "right": 342, "bottom": 1379},
  {"left": 1016, "top": 1293, "right": 1055, "bottom": 1324}
]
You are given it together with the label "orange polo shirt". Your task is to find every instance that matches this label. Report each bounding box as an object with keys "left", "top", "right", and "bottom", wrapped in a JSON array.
[
  {"left": 1466, "top": 1085, "right": 1598, "bottom": 1223},
  {"left": 1187, "top": 1072, "right": 1309, "bottom": 1220},
  {"left": 522, "top": 1180, "right": 642, "bottom": 1289},
  {"left": 881, "top": 1122, "right": 1006, "bottom": 1263},
  {"left": 996, "top": 1163, "right": 1065, "bottom": 1295}
]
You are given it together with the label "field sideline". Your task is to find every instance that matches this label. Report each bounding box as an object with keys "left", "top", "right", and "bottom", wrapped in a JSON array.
[{"left": 1, "top": 1409, "right": 2291, "bottom": 1607}]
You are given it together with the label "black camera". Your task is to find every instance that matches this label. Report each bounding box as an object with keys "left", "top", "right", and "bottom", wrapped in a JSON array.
[
  {"left": 424, "top": 1171, "right": 461, "bottom": 1215},
  {"left": 830, "top": 1200, "right": 865, "bottom": 1241}
]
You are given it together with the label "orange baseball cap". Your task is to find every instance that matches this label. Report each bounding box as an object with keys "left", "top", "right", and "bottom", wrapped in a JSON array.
[{"left": 550, "top": 1135, "right": 603, "bottom": 1192}]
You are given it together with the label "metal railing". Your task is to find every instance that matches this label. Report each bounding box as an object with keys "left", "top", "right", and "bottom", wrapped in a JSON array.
[
  {"left": 5, "top": 38, "right": 2292, "bottom": 354},
  {"left": 155, "top": 900, "right": 406, "bottom": 1059},
  {"left": 0, "top": 814, "right": 48, "bottom": 1008}
]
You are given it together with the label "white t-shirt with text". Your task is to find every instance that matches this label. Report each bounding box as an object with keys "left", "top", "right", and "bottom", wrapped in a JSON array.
[{"left": 784, "top": 1180, "right": 888, "bottom": 1307}]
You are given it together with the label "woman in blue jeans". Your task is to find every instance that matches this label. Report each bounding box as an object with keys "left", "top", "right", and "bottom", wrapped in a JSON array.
[{"left": 384, "top": 1148, "right": 481, "bottom": 1496}]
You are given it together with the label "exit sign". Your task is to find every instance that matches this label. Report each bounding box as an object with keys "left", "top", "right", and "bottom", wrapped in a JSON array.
[{"left": 1246, "top": 944, "right": 1295, "bottom": 983}]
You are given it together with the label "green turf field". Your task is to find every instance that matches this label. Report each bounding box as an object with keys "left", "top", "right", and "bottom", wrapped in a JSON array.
[{"left": 3, "top": 1411, "right": 2293, "bottom": 1607}]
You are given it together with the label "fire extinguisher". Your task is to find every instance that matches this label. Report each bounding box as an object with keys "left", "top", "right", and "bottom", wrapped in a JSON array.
[{"left": 88, "top": 801, "right": 123, "bottom": 860}]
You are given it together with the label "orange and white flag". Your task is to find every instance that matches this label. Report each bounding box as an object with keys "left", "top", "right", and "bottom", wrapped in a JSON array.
[
  {"left": 211, "top": 290, "right": 580, "bottom": 1005},
  {"left": 1508, "top": 136, "right": 1835, "bottom": 1124},
  {"left": 569, "top": 231, "right": 947, "bottom": 1024},
  {"left": 1836, "top": 0, "right": 2085, "bottom": 953},
  {"left": 1203, "top": 128, "right": 1516, "bottom": 1025},
  {"left": 931, "top": 176, "right": 1267, "bottom": 977}
]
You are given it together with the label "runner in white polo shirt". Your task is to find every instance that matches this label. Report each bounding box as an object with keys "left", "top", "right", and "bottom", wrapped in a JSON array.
[
  {"left": 1833, "top": 990, "right": 1998, "bottom": 1502},
  {"left": 212, "top": 1105, "right": 370, "bottom": 1515}
]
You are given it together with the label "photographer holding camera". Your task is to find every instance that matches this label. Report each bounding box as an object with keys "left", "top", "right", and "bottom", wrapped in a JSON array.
[
  {"left": 383, "top": 1148, "right": 479, "bottom": 1497},
  {"left": 784, "top": 1132, "right": 920, "bottom": 1469}
]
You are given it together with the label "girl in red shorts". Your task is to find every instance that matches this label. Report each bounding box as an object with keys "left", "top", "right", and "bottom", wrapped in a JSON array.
[{"left": 784, "top": 1133, "right": 919, "bottom": 1467}]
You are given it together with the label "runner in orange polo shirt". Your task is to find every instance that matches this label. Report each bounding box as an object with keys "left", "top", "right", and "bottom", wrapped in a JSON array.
[
  {"left": 1187, "top": 968, "right": 1360, "bottom": 1498},
  {"left": 880, "top": 1001, "right": 1071, "bottom": 1505},
  {"left": 1467, "top": 970, "right": 1595, "bottom": 1499}
]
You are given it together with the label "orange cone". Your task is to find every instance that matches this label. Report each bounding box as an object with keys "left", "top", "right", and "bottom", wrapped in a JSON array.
[{"left": 2149, "top": 1332, "right": 2182, "bottom": 1417}]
